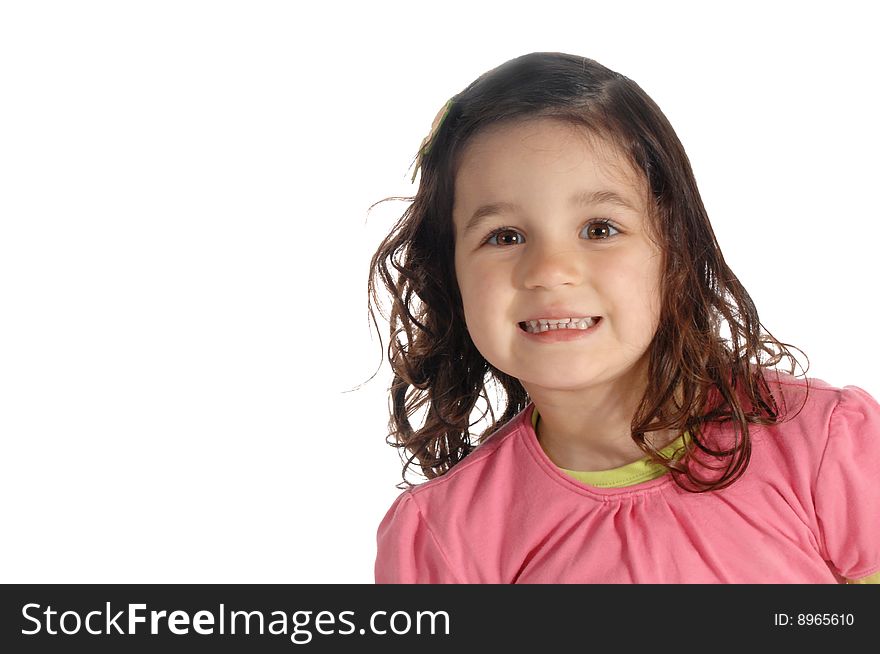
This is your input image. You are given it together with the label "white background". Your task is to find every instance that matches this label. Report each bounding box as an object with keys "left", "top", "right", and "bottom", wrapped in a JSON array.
[{"left": 1, "top": 1, "right": 877, "bottom": 583}]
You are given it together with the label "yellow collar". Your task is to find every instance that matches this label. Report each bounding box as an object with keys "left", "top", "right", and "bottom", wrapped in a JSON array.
[{"left": 531, "top": 407, "right": 688, "bottom": 488}]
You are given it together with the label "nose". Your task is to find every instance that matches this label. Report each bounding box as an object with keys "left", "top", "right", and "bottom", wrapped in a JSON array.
[{"left": 520, "top": 242, "right": 585, "bottom": 290}]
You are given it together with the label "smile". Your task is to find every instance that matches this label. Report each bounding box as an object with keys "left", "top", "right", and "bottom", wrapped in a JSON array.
[{"left": 518, "top": 317, "right": 600, "bottom": 334}]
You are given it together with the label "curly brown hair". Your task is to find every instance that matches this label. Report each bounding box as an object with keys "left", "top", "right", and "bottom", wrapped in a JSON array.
[{"left": 366, "top": 52, "right": 809, "bottom": 493}]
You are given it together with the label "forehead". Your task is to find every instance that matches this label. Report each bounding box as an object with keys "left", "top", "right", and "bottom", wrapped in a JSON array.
[{"left": 453, "top": 117, "right": 647, "bottom": 219}]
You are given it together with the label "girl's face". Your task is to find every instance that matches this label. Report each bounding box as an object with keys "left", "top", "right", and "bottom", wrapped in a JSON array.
[{"left": 452, "top": 117, "right": 663, "bottom": 396}]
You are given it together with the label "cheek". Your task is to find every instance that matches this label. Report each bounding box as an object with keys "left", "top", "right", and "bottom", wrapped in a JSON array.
[
  {"left": 457, "top": 268, "right": 509, "bottom": 337},
  {"left": 612, "top": 259, "right": 662, "bottom": 328},
  {"left": 455, "top": 269, "right": 478, "bottom": 312},
  {"left": 458, "top": 261, "right": 497, "bottom": 304},
  {"left": 454, "top": 263, "right": 485, "bottom": 325},
  {"left": 635, "top": 264, "right": 664, "bottom": 334}
]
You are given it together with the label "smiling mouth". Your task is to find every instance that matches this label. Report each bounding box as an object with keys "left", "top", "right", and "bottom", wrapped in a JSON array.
[{"left": 518, "top": 317, "right": 601, "bottom": 334}]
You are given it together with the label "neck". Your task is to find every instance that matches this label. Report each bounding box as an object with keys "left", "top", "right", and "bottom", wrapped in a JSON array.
[{"left": 525, "top": 367, "right": 680, "bottom": 472}]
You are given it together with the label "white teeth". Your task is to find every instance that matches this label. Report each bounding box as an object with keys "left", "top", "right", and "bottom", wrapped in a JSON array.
[{"left": 523, "top": 317, "right": 597, "bottom": 334}]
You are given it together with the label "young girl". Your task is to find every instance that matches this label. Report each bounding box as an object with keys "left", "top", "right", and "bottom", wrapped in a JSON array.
[{"left": 367, "top": 52, "right": 880, "bottom": 583}]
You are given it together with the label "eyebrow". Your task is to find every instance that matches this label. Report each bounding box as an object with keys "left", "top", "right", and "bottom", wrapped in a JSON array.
[{"left": 462, "top": 189, "right": 639, "bottom": 236}]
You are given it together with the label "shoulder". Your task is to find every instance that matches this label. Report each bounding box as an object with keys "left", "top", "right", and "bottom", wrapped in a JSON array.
[
  {"left": 751, "top": 369, "right": 879, "bottom": 447},
  {"left": 759, "top": 367, "right": 880, "bottom": 408},
  {"left": 404, "top": 403, "right": 534, "bottom": 509},
  {"left": 376, "top": 404, "right": 533, "bottom": 519},
  {"left": 374, "top": 404, "right": 534, "bottom": 583},
  {"left": 722, "top": 371, "right": 880, "bottom": 498}
]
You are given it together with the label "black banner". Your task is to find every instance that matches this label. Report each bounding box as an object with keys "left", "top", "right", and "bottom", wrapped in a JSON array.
[{"left": 0, "top": 584, "right": 875, "bottom": 651}]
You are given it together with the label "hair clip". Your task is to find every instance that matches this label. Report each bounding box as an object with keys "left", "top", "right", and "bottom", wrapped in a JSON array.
[{"left": 410, "top": 98, "right": 455, "bottom": 183}]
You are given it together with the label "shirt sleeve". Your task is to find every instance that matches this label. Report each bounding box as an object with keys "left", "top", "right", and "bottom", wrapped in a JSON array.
[
  {"left": 374, "top": 490, "right": 462, "bottom": 584},
  {"left": 814, "top": 384, "right": 880, "bottom": 581}
]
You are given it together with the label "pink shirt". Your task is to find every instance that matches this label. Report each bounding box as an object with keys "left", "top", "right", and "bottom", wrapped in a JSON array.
[{"left": 374, "top": 372, "right": 880, "bottom": 583}]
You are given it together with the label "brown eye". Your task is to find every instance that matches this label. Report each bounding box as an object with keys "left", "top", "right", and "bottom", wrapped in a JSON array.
[
  {"left": 584, "top": 220, "right": 620, "bottom": 240},
  {"left": 484, "top": 228, "right": 524, "bottom": 246}
]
